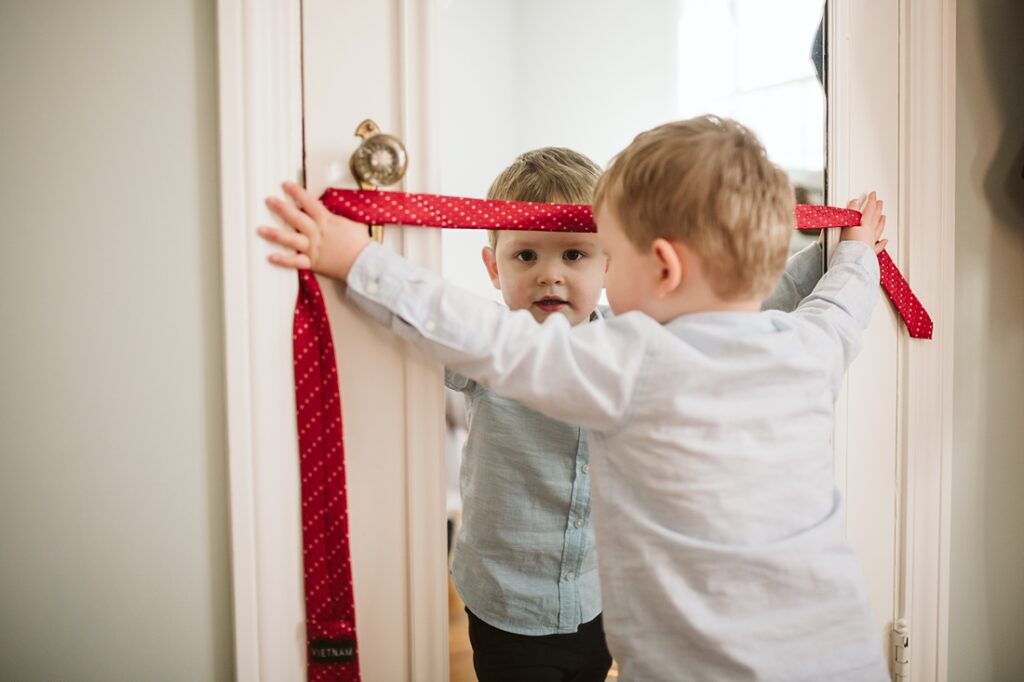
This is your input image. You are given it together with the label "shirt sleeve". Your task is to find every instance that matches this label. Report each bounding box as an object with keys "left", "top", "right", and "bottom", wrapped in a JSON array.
[
  {"left": 344, "top": 242, "right": 653, "bottom": 432},
  {"left": 791, "top": 241, "right": 881, "bottom": 393},
  {"left": 762, "top": 240, "right": 824, "bottom": 312}
]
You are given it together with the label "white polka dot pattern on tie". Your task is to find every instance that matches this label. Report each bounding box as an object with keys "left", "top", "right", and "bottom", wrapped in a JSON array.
[
  {"left": 320, "top": 189, "right": 933, "bottom": 339},
  {"left": 794, "top": 204, "right": 861, "bottom": 230},
  {"left": 294, "top": 270, "right": 361, "bottom": 680},
  {"left": 877, "top": 250, "right": 934, "bottom": 339},
  {"left": 324, "top": 190, "right": 865, "bottom": 233},
  {"left": 322, "top": 188, "right": 596, "bottom": 232}
]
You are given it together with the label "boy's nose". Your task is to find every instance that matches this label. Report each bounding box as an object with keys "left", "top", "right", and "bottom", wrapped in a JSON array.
[{"left": 537, "top": 267, "right": 565, "bottom": 285}]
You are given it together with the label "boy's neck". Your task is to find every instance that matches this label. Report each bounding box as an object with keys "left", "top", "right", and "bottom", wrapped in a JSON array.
[
  {"left": 688, "top": 299, "right": 762, "bottom": 314},
  {"left": 649, "top": 287, "right": 761, "bottom": 323}
]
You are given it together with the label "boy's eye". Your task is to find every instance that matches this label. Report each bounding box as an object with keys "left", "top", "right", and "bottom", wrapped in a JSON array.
[
  {"left": 563, "top": 249, "right": 586, "bottom": 262},
  {"left": 514, "top": 250, "right": 537, "bottom": 263}
]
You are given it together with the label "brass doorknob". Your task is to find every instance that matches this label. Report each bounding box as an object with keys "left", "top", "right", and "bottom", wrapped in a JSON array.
[{"left": 349, "top": 119, "right": 408, "bottom": 243}]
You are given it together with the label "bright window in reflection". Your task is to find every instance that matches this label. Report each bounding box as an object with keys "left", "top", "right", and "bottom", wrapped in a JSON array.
[
  {"left": 678, "top": 0, "right": 826, "bottom": 205},
  {"left": 439, "top": 0, "right": 827, "bottom": 299}
]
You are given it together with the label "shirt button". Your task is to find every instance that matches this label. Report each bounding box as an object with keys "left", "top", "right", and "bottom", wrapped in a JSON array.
[
  {"left": 424, "top": 320, "right": 437, "bottom": 332},
  {"left": 581, "top": 463, "right": 590, "bottom": 474},
  {"left": 565, "top": 572, "right": 576, "bottom": 582},
  {"left": 573, "top": 518, "right": 584, "bottom": 529},
  {"left": 366, "top": 281, "right": 380, "bottom": 294}
]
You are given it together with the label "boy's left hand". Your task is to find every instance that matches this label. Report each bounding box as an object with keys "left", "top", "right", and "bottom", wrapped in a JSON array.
[
  {"left": 840, "top": 191, "right": 889, "bottom": 254},
  {"left": 258, "top": 181, "right": 371, "bottom": 280}
]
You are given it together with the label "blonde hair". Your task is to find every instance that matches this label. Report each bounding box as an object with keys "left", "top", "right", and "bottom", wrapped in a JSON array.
[
  {"left": 486, "top": 147, "right": 602, "bottom": 248},
  {"left": 593, "top": 116, "right": 795, "bottom": 300}
]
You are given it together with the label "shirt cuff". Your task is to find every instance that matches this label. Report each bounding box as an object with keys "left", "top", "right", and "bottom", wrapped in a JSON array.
[
  {"left": 347, "top": 242, "right": 404, "bottom": 305},
  {"left": 345, "top": 240, "right": 467, "bottom": 349}
]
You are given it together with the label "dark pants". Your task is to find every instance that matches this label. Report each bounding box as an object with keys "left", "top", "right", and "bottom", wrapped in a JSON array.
[{"left": 466, "top": 608, "right": 613, "bottom": 682}]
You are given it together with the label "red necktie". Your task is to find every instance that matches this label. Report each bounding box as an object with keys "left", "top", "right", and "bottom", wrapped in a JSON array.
[
  {"left": 321, "top": 188, "right": 933, "bottom": 339},
  {"left": 294, "top": 269, "right": 360, "bottom": 682},
  {"left": 793, "top": 206, "right": 933, "bottom": 338}
]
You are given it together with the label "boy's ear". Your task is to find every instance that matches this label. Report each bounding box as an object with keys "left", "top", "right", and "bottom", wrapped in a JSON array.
[
  {"left": 481, "top": 246, "right": 502, "bottom": 290},
  {"left": 651, "top": 238, "right": 685, "bottom": 298}
]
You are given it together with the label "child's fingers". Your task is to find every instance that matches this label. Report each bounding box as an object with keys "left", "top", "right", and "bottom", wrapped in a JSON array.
[
  {"left": 869, "top": 199, "right": 883, "bottom": 230},
  {"left": 860, "top": 192, "right": 880, "bottom": 226},
  {"left": 282, "top": 181, "right": 329, "bottom": 221},
  {"left": 257, "top": 226, "right": 310, "bottom": 253},
  {"left": 875, "top": 214, "right": 887, "bottom": 241},
  {"left": 847, "top": 194, "right": 866, "bottom": 210},
  {"left": 865, "top": 191, "right": 878, "bottom": 214},
  {"left": 267, "top": 251, "right": 312, "bottom": 270},
  {"left": 874, "top": 238, "right": 889, "bottom": 254},
  {"left": 266, "top": 196, "right": 318, "bottom": 235}
]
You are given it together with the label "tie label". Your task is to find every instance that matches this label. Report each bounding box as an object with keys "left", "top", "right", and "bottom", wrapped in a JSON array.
[{"left": 309, "top": 638, "right": 356, "bottom": 664}]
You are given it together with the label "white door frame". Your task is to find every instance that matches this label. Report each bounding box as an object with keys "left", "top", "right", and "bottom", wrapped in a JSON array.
[
  {"left": 894, "top": 1, "right": 956, "bottom": 679},
  {"left": 217, "top": 1, "right": 304, "bottom": 678},
  {"left": 827, "top": 1, "right": 955, "bottom": 678},
  {"left": 217, "top": 0, "right": 954, "bottom": 679},
  {"left": 217, "top": 0, "right": 447, "bottom": 679}
]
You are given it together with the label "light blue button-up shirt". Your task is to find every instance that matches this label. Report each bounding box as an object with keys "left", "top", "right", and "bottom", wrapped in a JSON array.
[
  {"left": 345, "top": 239, "right": 886, "bottom": 679},
  {"left": 446, "top": 366, "right": 601, "bottom": 635}
]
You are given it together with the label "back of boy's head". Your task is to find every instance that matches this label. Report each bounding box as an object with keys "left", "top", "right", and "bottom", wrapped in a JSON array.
[
  {"left": 485, "top": 147, "right": 602, "bottom": 249},
  {"left": 593, "top": 115, "right": 795, "bottom": 301}
]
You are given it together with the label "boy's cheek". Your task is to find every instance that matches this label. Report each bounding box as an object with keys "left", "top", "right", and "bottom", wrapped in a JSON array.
[{"left": 501, "top": 279, "right": 533, "bottom": 311}]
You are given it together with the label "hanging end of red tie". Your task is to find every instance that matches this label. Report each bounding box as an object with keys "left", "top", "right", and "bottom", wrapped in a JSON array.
[
  {"left": 877, "top": 250, "right": 934, "bottom": 340},
  {"left": 906, "top": 318, "right": 934, "bottom": 340}
]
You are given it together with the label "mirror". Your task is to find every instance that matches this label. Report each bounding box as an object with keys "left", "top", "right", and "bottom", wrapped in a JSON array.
[{"left": 437, "top": 2, "right": 827, "bottom": 678}]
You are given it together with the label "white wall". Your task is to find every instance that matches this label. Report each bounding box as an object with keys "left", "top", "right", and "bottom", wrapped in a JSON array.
[
  {"left": 438, "top": 0, "right": 523, "bottom": 299},
  {"left": 951, "top": 0, "right": 1024, "bottom": 679},
  {"left": 0, "top": 2, "right": 232, "bottom": 679}
]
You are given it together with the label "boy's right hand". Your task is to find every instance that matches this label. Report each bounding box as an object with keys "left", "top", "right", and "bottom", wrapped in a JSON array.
[
  {"left": 258, "top": 181, "right": 372, "bottom": 280},
  {"left": 840, "top": 191, "right": 888, "bottom": 254}
]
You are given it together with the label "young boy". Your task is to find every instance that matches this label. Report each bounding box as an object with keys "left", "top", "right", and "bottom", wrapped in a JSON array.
[
  {"left": 448, "top": 147, "right": 614, "bottom": 681},
  {"left": 260, "top": 116, "right": 888, "bottom": 680}
]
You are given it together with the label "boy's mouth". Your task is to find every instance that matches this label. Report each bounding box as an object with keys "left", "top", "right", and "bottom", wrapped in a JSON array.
[{"left": 534, "top": 297, "right": 569, "bottom": 313}]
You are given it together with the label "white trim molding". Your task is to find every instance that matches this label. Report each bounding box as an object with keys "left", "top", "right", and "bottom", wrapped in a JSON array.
[
  {"left": 829, "top": 1, "right": 955, "bottom": 677},
  {"left": 398, "top": 0, "right": 450, "bottom": 680},
  {"left": 217, "top": 0, "right": 305, "bottom": 678},
  {"left": 898, "top": 0, "right": 956, "bottom": 679}
]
